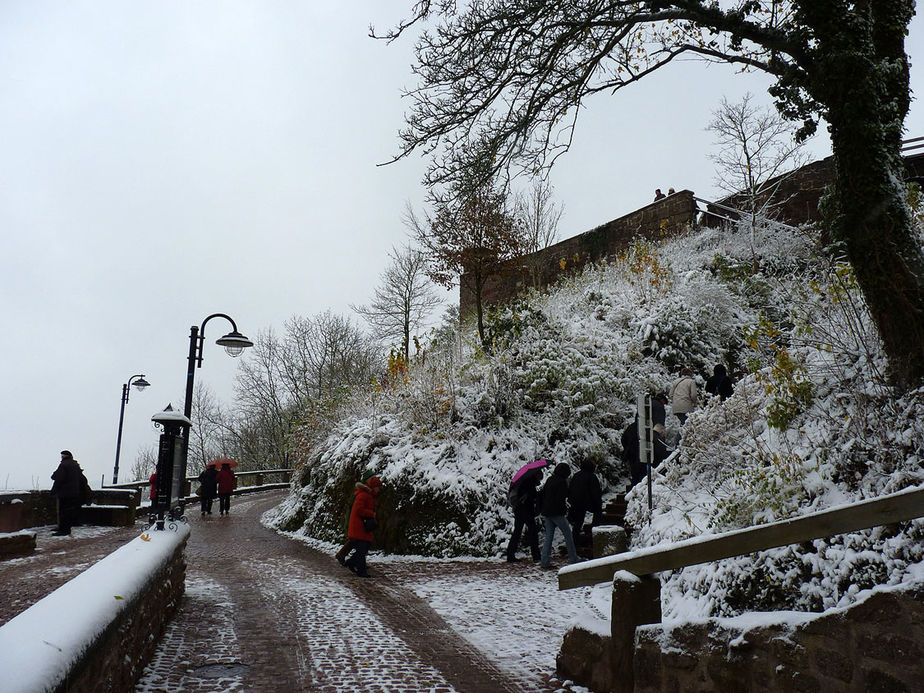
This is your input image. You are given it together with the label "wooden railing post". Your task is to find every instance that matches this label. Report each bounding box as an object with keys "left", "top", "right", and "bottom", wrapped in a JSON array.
[{"left": 611, "top": 571, "right": 661, "bottom": 692}]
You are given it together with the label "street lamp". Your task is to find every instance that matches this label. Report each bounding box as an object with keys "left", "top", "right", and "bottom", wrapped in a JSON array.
[
  {"left": 112, "top": 374, "right": 151, "bottom": 484},
  {"left": 153, "top": 313, "right": 252, "bottom": 527}
]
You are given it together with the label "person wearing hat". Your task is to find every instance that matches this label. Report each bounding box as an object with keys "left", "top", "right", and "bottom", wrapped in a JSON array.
[
  {"left": 50, "top": 450, "right": 86, "bottom": 536},
  {"left": 335, "top": 469, "right": 376, "bottom": 567},
  {"left": 343, "top": 471, "right": 382, "bottom": 578}
]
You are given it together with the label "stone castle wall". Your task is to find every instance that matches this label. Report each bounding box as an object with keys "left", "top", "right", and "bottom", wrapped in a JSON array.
[{"left": 460, "top": 190, "right": 697, "bottom": 315}]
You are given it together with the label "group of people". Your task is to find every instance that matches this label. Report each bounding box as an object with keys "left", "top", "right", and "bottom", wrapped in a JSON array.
[
  {"left": 505, "top": 459, "right": 602, "bottom": 568},
  {"left": 653, "top": 187, "right": 676, "bottom": 201},
  {"left": 325, "top": 364, "right": 735, "bottom": 574},
  {"left": 621, "top": 363, "right": 735, "bottom": 485},
  {"left": 196, "top": 462, "right": 237, "bottom": 516}
]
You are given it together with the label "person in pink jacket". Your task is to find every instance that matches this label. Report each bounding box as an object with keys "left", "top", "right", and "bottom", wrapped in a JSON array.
[
  {"left": 216, "top": 463, "right": 236, "bottom": 516},
  {"left": 343, "top": 475, "right": 382, "bottom": 578}
]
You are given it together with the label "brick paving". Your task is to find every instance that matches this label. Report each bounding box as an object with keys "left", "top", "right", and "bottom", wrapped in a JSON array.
[
  {"left": 137, "top": 491, "right": 574, "bottom": 692},
  {"left": 1, "top": 491, "right": 589, "bottom": 692}
]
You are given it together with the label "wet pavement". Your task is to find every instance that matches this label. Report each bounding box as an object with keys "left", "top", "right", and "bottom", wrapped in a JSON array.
[
  {"left": 136, "top": 491, "right": 586, "bottom": 692},
  {"left": 1, "top": 491, "right": 594, "bottom": 692}
]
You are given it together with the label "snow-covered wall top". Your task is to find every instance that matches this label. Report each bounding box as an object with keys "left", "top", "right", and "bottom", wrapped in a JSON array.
[{"left": 0, "top": 526, "right": 189, "bottom": 693}]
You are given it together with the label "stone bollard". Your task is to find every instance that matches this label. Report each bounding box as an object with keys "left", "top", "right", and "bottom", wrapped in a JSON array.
[
  {"left": 611, "top": 570, "right": 661, "bottom": 693},
  {"left": 593, "top": 524, "right": 628, "bottom": 558}
]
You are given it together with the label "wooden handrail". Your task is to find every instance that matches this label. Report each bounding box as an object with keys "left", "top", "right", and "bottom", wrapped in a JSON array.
[{"left": 559, "top": 484, "right": 924, "bottom": 590}]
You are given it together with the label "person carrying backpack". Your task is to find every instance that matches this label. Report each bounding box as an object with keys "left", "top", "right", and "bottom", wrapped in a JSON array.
[{"left": 51, "top": 450, "right": 89, "bottom": 536}]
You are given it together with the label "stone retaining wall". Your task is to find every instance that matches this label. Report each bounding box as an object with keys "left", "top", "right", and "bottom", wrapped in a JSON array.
[
  {"left": 0, "top": 526, "right": 189, "bottom": 693},
  {"left": 634, "top": 584, "right": 924, "bottom": 692},
  {"left": 65, "top": 535, "right": 187, "bottom": 692}
]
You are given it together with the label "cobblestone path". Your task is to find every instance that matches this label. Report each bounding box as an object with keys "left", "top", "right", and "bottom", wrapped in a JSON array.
[{"left": 136, "top": 491, "right": 548, "bottom": 693}]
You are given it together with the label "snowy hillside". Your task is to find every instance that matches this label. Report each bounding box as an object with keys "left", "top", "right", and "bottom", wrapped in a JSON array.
[{"left": 266, "top": 218, "right": 924, "bottom": 619}]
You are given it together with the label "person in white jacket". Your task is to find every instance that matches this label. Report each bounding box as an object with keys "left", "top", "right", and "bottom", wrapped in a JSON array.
[{"left": 669, "top": 368, "right": 698, "bottom": 425}]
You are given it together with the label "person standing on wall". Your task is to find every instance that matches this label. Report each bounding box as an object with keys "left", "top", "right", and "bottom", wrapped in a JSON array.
[
  {"left": 50, "top": 450, "right": 89, "bottom": 536},
  {"left": 216, "top": 462, "right": 236, "bottom": 516},
  {"left": 669, "top": 368, "right": 698, "bottom": 425}
]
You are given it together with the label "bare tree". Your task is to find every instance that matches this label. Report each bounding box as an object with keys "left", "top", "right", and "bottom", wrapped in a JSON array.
[
  {"left": 188, "top": 384, "right": 229, "bottom": 471},
  {"left": 230, "top": 311, "right": 381, "bottom": 469},
  {"left": 708, "top": 93, "right": 809, "bottom": 219},
  {"left": 377, "top": 1, "right": 924, "bottom": 389},
  {"left": 515, "top": 178, "right": 563, "bottom": 288},
  {"left": 129, "top": 443, "right": 158, "bottom": 482},
  {"left": 352, "top": 245, "right": 443, "bottom": 358},
  {"left": 407, "top": 158, "right": 529, "bottom": 349}
]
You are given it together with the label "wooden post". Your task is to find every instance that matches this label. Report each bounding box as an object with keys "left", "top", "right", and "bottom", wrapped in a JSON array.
[{"left": 611, "top": 571, "right": 661, "bottom": 693}]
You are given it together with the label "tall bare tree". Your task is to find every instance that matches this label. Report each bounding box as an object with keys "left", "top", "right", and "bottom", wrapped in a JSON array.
[
  {"left": 515, "top": 178, "right": 563, "bottom": 288},
  {"left": 379, "top": 1, "right": 924, "bottom": 389},
  {"left": 407, "top": 160, "right": 529, "bottom": 349},
  {"left": 708, "top": 92, "right": 809, "bottom": 218},
  {"left": 231, "top": 312, "right": 381, "bottom": 468},
  {"left": 352, "top": 245, "right": 443, "bottom": 358}
]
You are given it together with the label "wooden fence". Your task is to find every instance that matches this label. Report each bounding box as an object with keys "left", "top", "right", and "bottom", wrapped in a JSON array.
[{"left": 559, "top": 484, "right": 924, "bottom": 590}]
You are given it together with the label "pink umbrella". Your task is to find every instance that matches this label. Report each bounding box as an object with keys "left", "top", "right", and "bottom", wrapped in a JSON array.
[{"left": 511, "top": 459, "right": 548, "bottom": 485}]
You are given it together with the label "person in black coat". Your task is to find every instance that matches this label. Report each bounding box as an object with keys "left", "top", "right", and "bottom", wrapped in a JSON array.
[
  {"left": 51, "top": 450, "right": 86, "bottom": 536},
  {"left": 567, "top": 460, "right": 603, "bottom": 544},
  {"left": 198, "top": 466, "right": 219, "bottom": 516},
  {"left": 621, "top": 414, "right": 668, "bottom": 487},
  {"left": 705, "top": 364, "right": 734, "bottom": 401},
  {"left": 505, "top": 469, "right": 542, "bottom": 562},
  {"left": 539, "top": 463, "right": 580, "bottom": 568}
]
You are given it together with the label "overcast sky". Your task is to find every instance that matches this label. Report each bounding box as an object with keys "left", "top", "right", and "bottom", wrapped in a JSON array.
[{"left": 2, "top": 2, "right": 922, "bottom": 490}]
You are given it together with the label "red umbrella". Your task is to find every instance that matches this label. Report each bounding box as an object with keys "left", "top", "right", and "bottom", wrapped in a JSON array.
[
  {"left": 511, "top": 459, "right": 548, "bottom": 485},
  {"left": 207, "top": 458, "right": 238, "bottom": 468}
]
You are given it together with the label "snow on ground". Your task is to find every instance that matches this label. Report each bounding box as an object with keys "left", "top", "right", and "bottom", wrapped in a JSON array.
[{"left": 274, "top": 521, "right": 601, "bottom": 692}]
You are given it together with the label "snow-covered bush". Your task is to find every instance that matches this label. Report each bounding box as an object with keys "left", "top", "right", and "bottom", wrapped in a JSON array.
[{"left": 267, "top": 215, "right": 924, "bottom": 620}]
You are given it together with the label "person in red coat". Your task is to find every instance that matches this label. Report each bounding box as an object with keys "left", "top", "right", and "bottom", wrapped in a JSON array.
[
  {"left": 216, "top": 463, "right": 236, "bottom": 516},
  {"left": 343, "top": 475, "right": 382, "bottom": 578}
]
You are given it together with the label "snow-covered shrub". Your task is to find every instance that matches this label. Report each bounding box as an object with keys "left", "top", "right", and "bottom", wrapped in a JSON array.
[{"left": 626, "top": 219, "right": 924, "bottom": 619}]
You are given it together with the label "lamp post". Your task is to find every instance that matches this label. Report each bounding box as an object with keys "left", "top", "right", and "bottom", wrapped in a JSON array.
[
  {"left": 154, "top": 313, "right": 252, "bottom": 527},
  {"left": 112, "top": 374, "right": 151, "bottom": 484}
]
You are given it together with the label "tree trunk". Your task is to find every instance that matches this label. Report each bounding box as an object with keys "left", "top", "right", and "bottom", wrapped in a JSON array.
[{"left": 817, "top": 5, "right": 924, "bottom": 389}]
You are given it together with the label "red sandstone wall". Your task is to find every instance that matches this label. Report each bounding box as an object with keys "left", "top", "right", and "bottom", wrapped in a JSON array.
[
  {"left": 634, "top": 585, "right": 924, "bottom": 692},
  {"left": 460, "top": 190, "right": 697, "bottom": 315}
]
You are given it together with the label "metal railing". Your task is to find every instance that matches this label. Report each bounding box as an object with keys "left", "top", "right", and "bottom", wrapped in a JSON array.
[{"left": 558, "top": 484, "right": 924, "bottom": 590}]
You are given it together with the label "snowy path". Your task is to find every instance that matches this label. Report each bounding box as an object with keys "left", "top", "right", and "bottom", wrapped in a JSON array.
[{"left": 136, "top": 491, "right": 600, "bottom": 692}]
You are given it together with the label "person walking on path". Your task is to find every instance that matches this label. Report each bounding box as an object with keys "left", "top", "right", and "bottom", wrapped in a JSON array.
[
  {"left": 705, "top": 363, "right": 734, "bottom": 401},
  {"left": 216, "top": 462, "right": 236, "bottom": 516},
  {"left": 50, "top": 450, "right": 89, "bottom": 536},
  {"left": 669, "top": 368, "right": 698, "bottom": 425},
  {"left": 335, "top": 469, "right": 376, "bottom": 565},
  {"left": 198, "top": 465, "right": 219, "bottom": 516},
  {"left": 505, "top": 468, "right": 542, "bottom": 563},
  {"left": 343, "top": 475, "right": 383, "bottom": 578},
  {"left": 567, "top": 459, "right": 602, "bottom": 545},
  {"left": 539, "top": 463, "right": 580, "bottom": 569}
]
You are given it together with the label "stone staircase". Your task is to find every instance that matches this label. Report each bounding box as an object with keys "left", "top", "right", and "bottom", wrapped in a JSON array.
[{"left": 573, "top": 486, "right": 632, "bottom": 559}]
